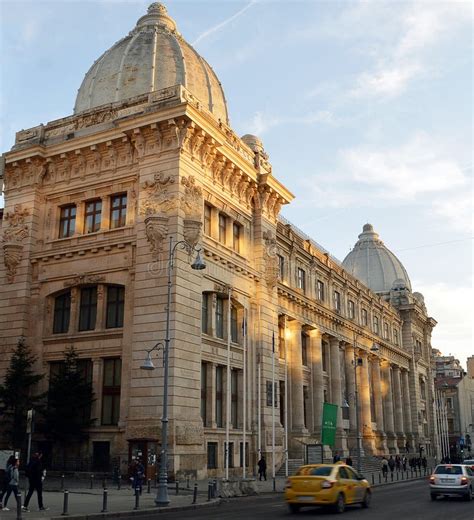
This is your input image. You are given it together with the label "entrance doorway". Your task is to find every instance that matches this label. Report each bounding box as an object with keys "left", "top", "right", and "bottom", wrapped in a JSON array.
[
  {"left": 128, "top": 440, "right": 158, "bottom": 481},
  {"left": 93, "top": 442, "right": 110, "bottom": 471}
]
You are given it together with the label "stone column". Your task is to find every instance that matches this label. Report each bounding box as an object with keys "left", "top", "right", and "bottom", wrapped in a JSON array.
[
  {"left": 381, "top": 360, "right": 397, "bottom": 453},
  {"left": 371, "top": 357, "right": 387, "bottom": 453},
  {"left": 392, "top": 365, "right": 406, "bottom": 449},
  {"left": 91, "top": 358, "right": 104, "bottom": 426},
  {"left": 289, "top": 320, "right": 305, "bottom": 433},
  {"left": 96, "top": 284, "right": 105, "bottom": 330},
  {"left": 401, "top": 369, "right": 412, "bottom": 448},
  {"left": 208, "top": 363, "right": 217, "bottom": 428},
  {"left": 344, "top": 345, "right": 357, "bottom": 449},
  {"left": 310, "top": 328, "right": 324, "bottom": 438},
  {"left": 359, "top": 351, "right": 375, "bottom": 454},
  {"left": 329, "top": 336, "right": 347, "bottom": 454},
  {"left": 70, "top": 286, "right": 80, "bottom": 333}
]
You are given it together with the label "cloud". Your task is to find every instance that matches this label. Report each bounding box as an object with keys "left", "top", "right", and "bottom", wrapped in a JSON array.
[
  {"left": 248, "top": 109, "right": 339, "bottom": 135},
  {"left": 192, "top": 1, "right": 258, "bottom": 45},
  {"left": 431, "top": 189, "right": 473, "bottom": 234}
]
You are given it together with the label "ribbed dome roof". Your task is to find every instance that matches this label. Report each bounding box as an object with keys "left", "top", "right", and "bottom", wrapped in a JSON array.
[
  {"left": 74, "top": 3, "right": 229, "bottom": 123},
  {"left": 342, "top": 224, "right": 412, "bottom": 293}
]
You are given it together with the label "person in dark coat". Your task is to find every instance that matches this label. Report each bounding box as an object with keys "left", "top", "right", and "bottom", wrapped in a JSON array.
[
  {"left": 388, "top": 455, "right": 395, "bottom": 473},
  {"left": 258, "top": 456, "right": 267, "bottom": 481},
  {"left": 132, "top": 459, "right": 145, "bottom": 494},
  {"left": 333, "top": 451, "right": 341, "bottom": 463},
  {"left": 2, "top": 458, "right": 20, "bottom": 510},
  {"left": 23, "top": 453, "right": 47, "bottom": 511},
  {"left": 0, "top": 456, "right": 15, "bottom": 508},
  {"left": 345, "top": 457, "right": 353, "bottom": 467}
]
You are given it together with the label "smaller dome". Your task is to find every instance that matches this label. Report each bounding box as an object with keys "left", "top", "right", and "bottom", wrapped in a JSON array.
[
  {"left": 413, "top": 292, "right": 425, "bottom": 302},
  {"left": 392, "top": 278, "right": 408, "bottom": 290},
  {"left": 241, "top": 134, "right": 264, "bottom": 153}
]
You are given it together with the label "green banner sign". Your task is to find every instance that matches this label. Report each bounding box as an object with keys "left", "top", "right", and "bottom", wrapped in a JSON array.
[{"left": 321, "top": 402, "right": 338, "bottom": 447}]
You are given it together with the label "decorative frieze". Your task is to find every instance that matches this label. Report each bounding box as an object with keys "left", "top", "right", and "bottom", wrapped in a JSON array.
[{"left": 64, "top": 274, "right": 106, "bottom": 287}]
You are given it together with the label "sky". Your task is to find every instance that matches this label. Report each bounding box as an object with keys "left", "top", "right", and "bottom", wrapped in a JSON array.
[{"left": 1, "top": 0, "right": 472, "bottom": 366}]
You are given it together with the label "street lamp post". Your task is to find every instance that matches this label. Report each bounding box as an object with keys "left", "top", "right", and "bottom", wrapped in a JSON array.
[{"left": 140, "top": 235, "right": 205, "bottom": 507}]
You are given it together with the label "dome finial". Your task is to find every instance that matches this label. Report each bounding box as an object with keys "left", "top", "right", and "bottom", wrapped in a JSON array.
[
  {"left": 137, "top": 2, "right": 177, "bottom": 32},
  {"left": 148, "top": 2, "right": 167, "bottom": 15}
]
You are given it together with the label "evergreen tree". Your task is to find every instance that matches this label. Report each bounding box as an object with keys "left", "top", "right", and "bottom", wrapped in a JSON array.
[
  {"left": 0, "top": 337, "right": 44, "bottom": 448},
  {"left": 43, "top": 346, "right": 95, "bottom": 460}
]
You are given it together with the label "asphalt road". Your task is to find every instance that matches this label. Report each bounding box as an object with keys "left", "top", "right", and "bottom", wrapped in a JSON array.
[{"left": 146, "top": 481, "right": 474, "bottom": 520}]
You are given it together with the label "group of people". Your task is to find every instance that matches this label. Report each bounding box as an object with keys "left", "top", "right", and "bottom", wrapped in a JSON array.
[
  {"left": 381, "top": 454, "right": 427, "bottom": 475},
  {"left": 0, "top": 453, "right": 47, "bottom": 512}
]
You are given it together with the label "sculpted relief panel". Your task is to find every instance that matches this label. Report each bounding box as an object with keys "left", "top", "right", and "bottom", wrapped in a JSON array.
[{"left": 2, "top": 204, "right": 30, "bottom": 283}]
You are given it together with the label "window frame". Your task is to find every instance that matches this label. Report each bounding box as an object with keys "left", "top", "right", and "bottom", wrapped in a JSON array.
[
  {"left": 110, "top": 193, "right": 127, "bottom": 229},
  {"left": 232, "top": 222, "right": 241, "bottom": 253},
  {"left": 59, "top": 204, "right": 76, "bottom": 238},
  {"left": 101, "top": 357, "right": 121, "bottom": 426},
  {"left": 334, "top": 290, "right": 341, "bottom": 312},
  {"left": 106, "top": 285, "right": 125, "bottom": 329},
  {"left": 204, "top": 204, "right": 212, "bottom": 236},
  {"left": 53, "top": 291, "right": 71, "bottom": 334},
  {"left": 348, "top": 300, "right": 355, "bottom": 319},
  {"left": 317, "top": 280, "right": 325, "bottom": 301},
  {"left": 297, "top": 267, "right": 306, "bottom": 292},
  {"left": 218, "top": 213, "right": 227, "bottom": 244},
  {"left": 78, "top": 286, "right": 98, "bottom": 331},
  {"left": 84, "top": 199, "right": 102, "bottom": 234},
  {"left": 215, "top": 297, "right": 224, "bottom": 339}
]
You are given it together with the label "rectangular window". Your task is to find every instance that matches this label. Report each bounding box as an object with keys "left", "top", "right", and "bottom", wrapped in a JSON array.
[
  {"left": 303, "top": 386, "right": 308, "bottom": 428},
  {"left": 218, "top": 213, "right": 227, "bottom": 243},
  {"left": 215, "top": 297, "right": 224, "bottom": 339},
  {"left": 84, "top": 199, "right": 102, "bottom": 233},
  {"left": 204, "top": 204, "right": 212, "bottom": 236},
  {"left": 110, "top": 194, "right": 127, "bottom": 229},
  {"left": 334, "top": 290, "right": 341, "bottom": 312},
  {"left": 231, "top": 370, "right": 238, "bottom": 428},
  {"left": 317, "top": 280, "right": 325, "bottom": 301},
  {"left": 53, "top": 291, "right": 71, "bottom": 334},
  {"left": 297, "top": 268, "right": 306, "bottom": 292},
  {"left": 301, "top": 332, "right": 308, "bottom": 366},
  {"left": 231, "top": 306, "right": 238, "bottom": 343},
  {"left": 216, "top": 366, "right": 224, "bottom": 428},
  {"left": 278, "top": 321, "right": 286, "bottom": 359},
  {"left": 101, "top": 358, "right": 121, "bottom": 426},
  {"left": 207, "top": 442, "right": 218, "bottom": 469},
  {"left": 232, "top": 223, "right": 241, "bottom": 253},
  {"left": 79, "top": 286, "right": 97, "bottom": 331},
  {"left": 373, "top": 316, "right": 379, "bottom": 335},
  {"left": 361, "top": 308, "right": 368, "bottom": 326},
  {"left": 348, "top": 300, "right": 355, "bottom": 319},
  {"left": 279, "top": 380, "right": 285, "bottom": 425},
  {"left": 322, "top": 341, "right": 328, "bottom": 372},
  {"left": 224, "top": 442, "right": 234, "bottom": 468},
  {"left": 266, "top": 381, "right": 277, "bottom": 407},
  {"left": 239, "top": 442, "right": 249, "bottom": 468},
  {"left": 201, "top": 363, "right": 207, "bottom": 426},
  {"left": 201, "top": 293, "right": 210, "bottom": 334},
  {"left": 384, "top": 322, "right": 389, "bottom": 339},
  {"left": 106, "top": 285, "right": 124, "bottom": 328},
  {"left": 278, "top": 255, "right": 285, "bottom": 281},
  {"left": 59, "top": 204, "right": 76, "bottom": 238},
  {"left": 393, "top": 328, "right": 399, "bottom": 345}
]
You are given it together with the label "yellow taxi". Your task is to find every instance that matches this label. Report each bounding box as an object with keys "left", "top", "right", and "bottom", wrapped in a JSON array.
[{"left": 284, "top": 463, "right": 372, "bottom": 514}]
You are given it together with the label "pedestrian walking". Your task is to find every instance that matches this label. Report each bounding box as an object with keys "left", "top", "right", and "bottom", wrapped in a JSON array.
[
  {"left": 2, "top": 457, "right": 20, "bottom": 511},
  {"left": 333, "top": 451, "right": 340, "bottom": 463},
  {"left": 402, "top": 456, "right": 407, "bottom": 471},
  {"left": 381, "top": 456, "right": 389, "bottom": 478},
  {"left": 257, "top": 456, "right": 267, "bottom": 481},
  {"left": 388, "top": 455, "right": 395, "bottom": 474},
  {"left": 422, "top": 456, "right": 427, "bottom": 470},
  {"left": 0, "top": 455, "right": 15, "bottom": 509},
  {"left": 395, "top": 455, "right": 401, "bottom": 471},
  {"left": 23, "top": 452, "right": 48, "bottom": 512},
  {"left": 345, "top": 456, "right": 353, "bottom": 467},
  {"left": 132, "top": 459, "right": 145, "bottom": 494}
]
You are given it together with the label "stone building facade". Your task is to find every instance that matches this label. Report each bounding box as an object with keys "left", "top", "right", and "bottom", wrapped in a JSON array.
[{"left": 0, "top": 4, "right": 438, "bottom": 478}]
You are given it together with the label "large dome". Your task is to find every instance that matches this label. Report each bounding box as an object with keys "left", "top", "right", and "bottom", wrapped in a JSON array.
[
  {"left": 74, "top": 3, "right": 229, "bottom": 123},
  {"left": 342, "top": 224, "right": 412, "bottom": 293}
]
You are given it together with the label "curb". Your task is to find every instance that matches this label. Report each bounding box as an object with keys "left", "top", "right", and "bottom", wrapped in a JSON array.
[{"left": 49, "top": 499, "right": 221, "bottom": 520}]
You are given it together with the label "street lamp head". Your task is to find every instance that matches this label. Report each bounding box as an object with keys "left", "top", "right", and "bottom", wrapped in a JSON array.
[
  {"left": 140, "top": 351, "right": 155, "bottom": 371},
  {"left": 342, "top": 399, "right": 350, "bottom": 409},
  {"left": 191, "top": 250, "right": 206, "bottom": 270},
  {"left": 370, "top": 343, "right": 380, "bottom": 352}
]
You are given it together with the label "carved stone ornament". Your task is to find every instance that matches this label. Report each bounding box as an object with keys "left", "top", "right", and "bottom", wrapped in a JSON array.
[
  {"left": 74, "top": 108, "right": 118, "bottom": 130},
  {"left": 64, "top": 274, "right": 106, "bottom": 287},
  {"left": 145, "top": 215, "right": 168, "bottom": 259},
  {"left": 2, "top": 204, "right": 30, "bottom": 283},
  {"left": 181, "top": 175, "right": 202, "bottom": 218},
  {"left": 183, "top": 219, "right": 202, "bottom": 249},
  {"left": 139, "top": 172, "right": 178, "bottom": 216},
  {"left": 262, "top": 230, "right": 279, "bottom": 289}
]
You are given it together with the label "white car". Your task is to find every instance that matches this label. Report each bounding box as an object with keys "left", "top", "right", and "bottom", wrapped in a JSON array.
[{"left": 429, "top": 464, "right": 474, "bottom": 501}]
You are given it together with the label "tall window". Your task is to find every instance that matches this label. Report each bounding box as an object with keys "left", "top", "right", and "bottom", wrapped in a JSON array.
[
  {"left": 218, "top": 213, "right": 227, "bottom": 243},
  {"left": 79, "top": 286, "right": 97, "bottom": 331},
  {"left": 278, "top": 320, "right": 286, "bottom": 359},
  {"left": 201, "top": 363, "right": 207, "bottom": 426},
  {"left": 348, "top": 300, "right": 355, "bottom": 319},
  {"left": 373, "top": 315, "right": 379, "bottom": 335},
  {"left": 231, "top": 306, "right": 238, "bottom": 343},
  {"left": 278, "top": 255, "right": 285, "bottom": 281},
  {"left": 239, "top": 442, "right": 249, "bottom": 468},
  {"left": 53, "top": 291, "right": 71, "bottom": 334},
  {"left": 361, "top": 308, "right": 368, "bottom": 326},
  {"left": 383, "top": 322, "right": 389, "bottom": 339},
  {"left": 303, "top": 386, "right": 309, "bottom": 428},
  {"left": 216, "top": 366, "right": 224, "bottom": 427},
  {"left": 279, "top": 380, "right": 285, "bottom": 425},
  {"left": 301, "top": 332, "right": 308, "bottom": 366},
  {"left": 59, "top": 204, "right": 76, "bottom": 238},
  {"left": 266, "top": 381, "right": 277, "bottom": 407},
  {"left": 322, "top": 341, "right": 329, "bottom": 372},
  {"left": 215, "top": 297, "right": 224, "bottom": 339},
  {"left": 204, "top": 204, "right": 212, "bottom": 236},
  {"left": 231, "top": 370, "right": 238, "bottom": 428},
  {"left": 232, "top": 223, "right": 241, "bottom": 253},
  {"left": 334, "top": 290, "right": 341, "bottom": 312},
  {"left": 106, "top": 286, "right": 124, "bottom": 328},
  {"left": 207, "top": 442, "right": 218, "bottom": 469},
  {"left": 317, "top": 280, "right": 325, "bottom": 301},
  {"left": 110, "top": 194, "right": 127, "bottom": 229},
  {"left": 84, "top": 199, "right": 102, "bottom": 233},
  {"left": 102, "top": 358, "right": 121, "bottom": 425},
  {"left": 201, "top": 293, "right": 210, "bottom": 334},
  {"left": 393, "top": 328, "right": 399, "bottom": 345},
  {"left": 297, "top": 268, "right": 306, "bottom": 292},
  {"left": 224, "top": 442, "right": 234, "bottom": 468}
]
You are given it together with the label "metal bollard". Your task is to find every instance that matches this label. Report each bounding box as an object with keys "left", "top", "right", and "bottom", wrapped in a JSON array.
[
  {"left": 193, "top": 482, "right": 198, "bottom": 504},
  {"left": 186, "top": 476, "right": 190, "bottom": 489},
  {"left": 61, "top": 490, "right": 69, "bottom": 516},
  {"left": 134, "top": 487, "right": 140, "bottom": 510},
  {"left": 371, "top": 474, "right": 374, "bottom": 485},
  {"left": 175, "top": 480, "right": 179, "bottom": 495},
  {"left": 391, "top": 472, "right": 393, "bottom": 481},
  {"left": 378, "top": 473, "right": 381, "bottom": 484},
  {"left": 396, "top": 471, "right": 399, "bottom": 481},
  {"left": 61, "top": 474, "right": 65, "bottom": 491},
  {"left": 101, "top": 488, "right": 108, "bottom": 513},
  {"left": 207, "top": 481, "right": 212, "bottom": 501},
  {"left": 102, "top": 477, "right": 106, "bottom": 489},
  {"left": 16, "top": 491, "right": 22, "bottom": 520},
  {"left": 147, "top": 479, "right": 151, "bottom": 494},
  {"left": 90, "top": 474, "right": 94, "bottom": 489},
  {"left": 213, "top": 479, "right": 217, "bottom": 498},
  {"left": 117, "top": 475, "right": 121, "bottom": 490}
]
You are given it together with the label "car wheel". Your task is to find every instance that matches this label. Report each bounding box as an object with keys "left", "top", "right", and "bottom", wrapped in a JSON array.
[
  {"left": 333, "top": 493, "right": 345, "bottom": 514},
  {"left": 288, "top": 504, "right": 300, "bottom": 514},
  {"left": 464, "top": 488, "right": 472, "bottom": 501},
  {"left": 361, "top": 490, "right": 371, "bottom": 508},
  {"left": 430, "top": 493, "right": 437, "bottom": 501}
]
